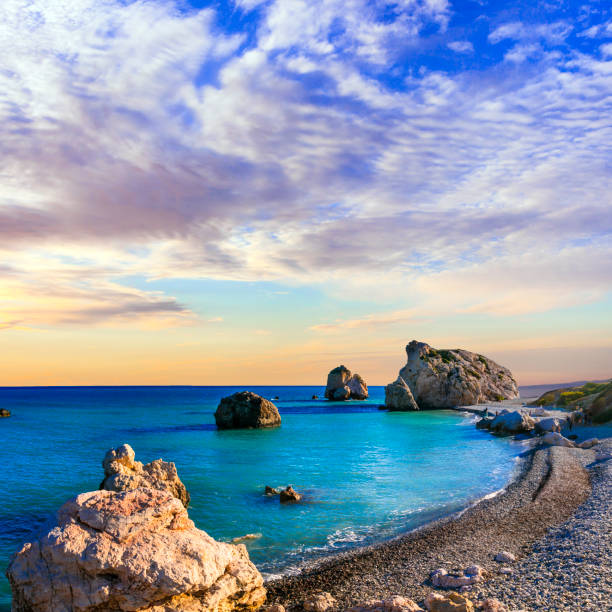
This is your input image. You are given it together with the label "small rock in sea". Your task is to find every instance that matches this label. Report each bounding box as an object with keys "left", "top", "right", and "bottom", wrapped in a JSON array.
[
  {"left": 494, "top": 551, "right": 516, "bottom": 563},
  {"left": 478, "top": 599, "right": 508, "bottom": 612},
  {"left": 279, "top": 485, "right": 302, "bottom": 503},
  {"left": 101, "top": 443, "right": 190, "bottom": 507},
  {"left": 265, "top": 485, "right": 280, "bottom": 495},
  {"left": 230, "top": 532, "right": 262, "bottom": 543},
  {"left": 476, "top": 418, "right": 492, "bottom": 430},
  {"left": 215, "top": 391, "right": 281, "bottom": 429},
  {"left": 0, "top": 408, "right": 11, "bottom": 417},
  {"left": 312, "top": 394, "right": 318, "bottom": 399},
  {"left": 430, "top": 566, "right": 484, "bottom": 588},
  {"left": 303, "top": 591, "right": 337, "bottom": 612},
  {"left": 424, "top": 591, "right": 474, "bottom": 612},
  {"left": 578, "top": 438, "right": 599, "bottom": 449},
  {"left": 348, "top": 595, "right": 423, "bottom": 611}
]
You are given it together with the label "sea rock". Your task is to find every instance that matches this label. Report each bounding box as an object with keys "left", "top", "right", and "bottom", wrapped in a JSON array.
[
  {"left": 578, "top": 438, "right": 600, "bottom": 449},
  {"left": 0, "top": 408, "right": 10, "bottom": 417},
  {"left": 541, "top": 432, "right": 576, "bottom": 448},
  {"left": 430, "top": 566, "right": 484, "bottom": 589},
  {"left": 230, "top": 533, "right": 262, "bottom": 544},
  {"left": 494, "top": 551, "right": 516, "bottom": 563},
  {"left": 489, "top": 410, "right": 535, "bottom": 435},
  {"left": 325, "top": 366, "right": 368, "bottom": 400},
  {"left": 534, "top": 417, "right": 563, "bottom": 433},
  {"left": 101, "top": 444, "right": 190, "bottom": 507},
  {"left": 476, "top": 418, "right": 492, "bottom": 430},
  {"left": 265, "top": 486, "right": 280, "bottom": 495},
  {"left": 215, "top": 391, "right": 281, "bottom": 429},
  {"left": 303, "top": 592, "right": 337, "bottom": 612},
  {"left": 478, "top": 599, "right": 507, "bottom": 612},
  {"left": 424, "top": 591, "right": 474, "bottom": 612},
  {"left": 397, "top": 341, "right": 518, "bottom": 409},
  {"left": 6, "top": 488, "right": 266, "bottom": 612},
  {"left": 348, "top": 595, "right": 423, "bottom": 611},
  {"left": 279, "top": 485, "right": 302, "bottom": 503},
  {"left": 385, "top": 376, "right": 419, "bottom": 411}
]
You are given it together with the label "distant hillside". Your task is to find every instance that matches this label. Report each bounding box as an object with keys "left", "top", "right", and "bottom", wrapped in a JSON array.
[{"left": 530, "top": 379, "right": 612, "bottom": 424}]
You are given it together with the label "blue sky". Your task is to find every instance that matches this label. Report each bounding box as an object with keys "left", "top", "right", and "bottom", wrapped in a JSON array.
[{"left": 0, "top": 0, "right": 610, "bottom": 384}]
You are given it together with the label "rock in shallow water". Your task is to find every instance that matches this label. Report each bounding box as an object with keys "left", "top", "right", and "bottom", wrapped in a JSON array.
[
  {"left": 6, "top": 488, "right": 266, "bottom": 612},
  {"left": 215, "top": 391, "right": 281, "bottom": 429},
  {"left": 0, "top": 408, "right": 10, "bottom": 417},
  {"left": 101, "top": 443, "right": 190, "bottom": 507},
  {"left": 385, "top": 376, "right": 419, "bottom": 411}
]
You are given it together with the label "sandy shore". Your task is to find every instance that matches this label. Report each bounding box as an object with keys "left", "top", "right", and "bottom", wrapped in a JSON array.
[{"left": 265, "top": 441, "right": 597, "bottom": 610}]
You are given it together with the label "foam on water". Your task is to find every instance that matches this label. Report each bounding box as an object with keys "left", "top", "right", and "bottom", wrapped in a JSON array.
[{"left": 0, "top": 385, "right": 525, "bottom": 609}]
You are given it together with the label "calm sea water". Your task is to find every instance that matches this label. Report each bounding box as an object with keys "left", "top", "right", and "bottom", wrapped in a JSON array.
[{"left": 0, "top": 386, "right": 525, "bottom": 609}]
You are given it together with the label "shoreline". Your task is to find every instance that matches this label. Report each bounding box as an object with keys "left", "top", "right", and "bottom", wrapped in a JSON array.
[{"left": 265, "top": 441, "right": 596, "bottom": 609}]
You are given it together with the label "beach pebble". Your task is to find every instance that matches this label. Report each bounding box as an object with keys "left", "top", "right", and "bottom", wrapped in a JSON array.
[
  {"left": 261, "top": 606, "right": 285, "bottom": 612},
  {"left": 303, "top": 592, "right": 337, "bottom": 612},
  {"left": 494, "top": 552, "right": 516, "bottom": 563},
  {"left": 477, "top": 599, "right": 507, "bottom": 612},
  {"left": 498, "top": 566, "right": 514, "bottom": 575},
  {"left": 424, "top": 591, "right": 474, "bottom": 612},
  {"left": 348, "top": 595, "right": 423, "bottom": 612}
]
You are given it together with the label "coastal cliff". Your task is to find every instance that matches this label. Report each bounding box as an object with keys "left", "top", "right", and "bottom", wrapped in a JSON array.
[{"left": 396, "top": 341, "right": 519, "bottom": 409}]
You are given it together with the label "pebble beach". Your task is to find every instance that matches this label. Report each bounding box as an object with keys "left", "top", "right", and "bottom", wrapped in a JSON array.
[{"left": 266, "top": 431, "right": 612, "bottom": 611}]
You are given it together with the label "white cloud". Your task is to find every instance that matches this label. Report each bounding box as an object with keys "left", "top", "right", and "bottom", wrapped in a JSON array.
[{"left": 448, "top": 40, "right": 474, "bottom": 53}]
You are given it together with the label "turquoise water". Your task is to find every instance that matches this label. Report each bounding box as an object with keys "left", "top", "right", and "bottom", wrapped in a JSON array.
[{"left": 0, "top": 386, "right": 524, "bottom": 610}]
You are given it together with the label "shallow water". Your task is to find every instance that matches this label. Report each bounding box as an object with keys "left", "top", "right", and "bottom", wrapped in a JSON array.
[{"left": 0, "top": 386, "right": 524, "bottom": 609}]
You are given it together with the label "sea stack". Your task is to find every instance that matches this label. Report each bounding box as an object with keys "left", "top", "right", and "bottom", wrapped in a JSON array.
[
  {"left": 215, "top": 391, "right": 281, "bottom": 429},
  {"left": 396, "top": 340, "right": 519, "bottom": 409},
  {"left": 324, "top": 365, "right": 369, "bottom": 400}
]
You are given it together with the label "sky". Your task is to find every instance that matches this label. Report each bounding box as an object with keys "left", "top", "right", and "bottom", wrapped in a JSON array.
[{"left": 0, "top": 0, "right": 611, "bottom": 386}]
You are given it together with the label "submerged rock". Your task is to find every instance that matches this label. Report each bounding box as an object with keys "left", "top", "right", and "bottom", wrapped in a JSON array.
[
  {"left": 215, "top": 391, "right": 281, "bottom": 429},
  {"left": 279, "top": 485, "right": 302, "bottom": 503},
  {"left": 325, "top": 366, "right": 368, "bottom": 400},
  {"left": 476, "top": 417, "right": 493, "bottom": 430},
  {"left": 265, "top": 485, "right": 280, "bottom": 495},
  {"left": 0, "top": 409, "right": 10, "bottom": 417},
  {"left": 348, "top": 595, "right": 423, "bottom": 611},
  {"left": 385, "top": 376, "right": 419, "bottom": 411},
  {"left": 303, "top": 592, "right": 337, "bottom": 612},
  {"left": 100, "top": 443, "right": 190, "bottom": 507},
  {"left": 489, "top": 410, "right": 535, "bottom": 435},
  {"left": 397, "top": 341, "right": 518, "bottom": 409},
  {"left": 6, "top": 488, "right": 266, "bottom": 612}
]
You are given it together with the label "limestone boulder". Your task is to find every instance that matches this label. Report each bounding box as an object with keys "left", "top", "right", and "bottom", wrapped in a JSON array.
[
  {"left": 325, "top": 366, "right": 368, "bottom": 400},
  {"left": 215, "top": 391, "right": 281, "bottom": 429},
  {"left": 397, "top": 341, "right": 518, "bottom": 409},
  {"left": 101, "top": 444, "right": 190, "bottom": 507},
  {"left": 541, "top": 432, "right": 576, "bottom": 448},
  {"left": 6, "top": 488, "right": 266, "bottom": 612},
  {"left": 578, "top": 438, "right": 599, "bottom": 449},
  {"left": 424, "top": 591, "right": 474, "bottom": 612},
  {"left": 348, "top": 596, "right": 423, "bottom": 611},
  {"left": 303, "top": 592, "right": 337, "bottom": 612},
  {"left": 534, "top": 417, "right": 563, "bottom": 434},
  {"left": 385, "top": 376, "right": 419, "bottom": 411},
  {"left": 489, "top": 410, "right": 535, "bottom": 435}
]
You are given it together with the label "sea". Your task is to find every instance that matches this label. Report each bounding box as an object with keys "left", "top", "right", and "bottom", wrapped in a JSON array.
[{"left": 0, "top": 385, "right": 529, "bottom": 609}]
